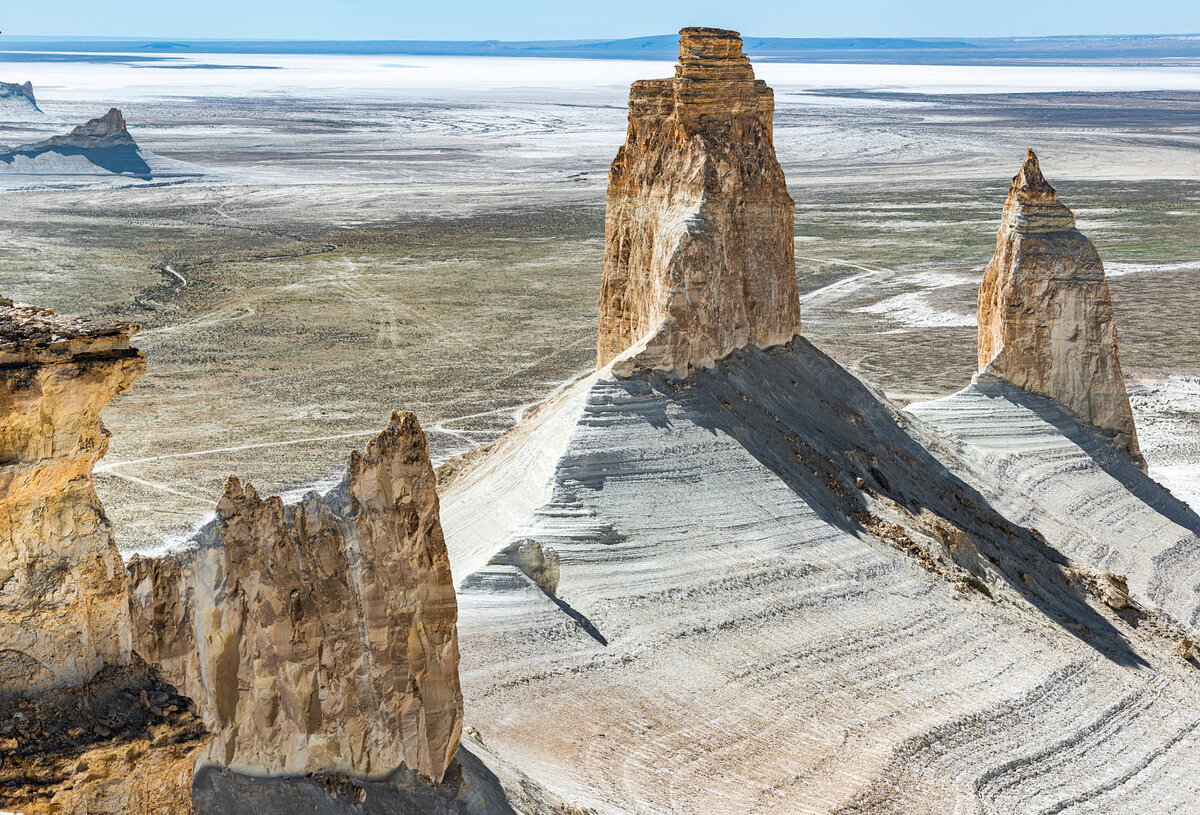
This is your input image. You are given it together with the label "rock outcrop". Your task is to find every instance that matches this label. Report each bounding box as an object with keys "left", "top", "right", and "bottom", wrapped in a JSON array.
[
  {"left": 0, "top": 659, "right": 207, "bottom": 815},
  {"left": 0, "top": 80, "right": 42, "bottom": 118},
  {"left": 129, "top": 411, "right": 463, "bottom": 783},
  {"left": 0, "top": 299, "right": 145, "bottom": 693},
  {"left": 49, "top": 108, "right": 135, "bottom": 148},
  {"left": 0, "top": 108, "right": 155, "bottom": 179},
  {"left": 595, "top": 27, "right": 802, "bottom": 377},
  {"left": 977, "top": 149, "right": 1141, "bottom": 461},
  {"left": 0, "top": 299, "right": 208, "bottom": 815}
]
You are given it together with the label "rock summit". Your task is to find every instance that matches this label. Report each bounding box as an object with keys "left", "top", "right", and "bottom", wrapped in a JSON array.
[{"left": 596, "top": 27, "right": 802, "bottom": 377}]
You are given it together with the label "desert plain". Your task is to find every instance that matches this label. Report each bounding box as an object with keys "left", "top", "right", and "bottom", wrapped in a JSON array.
[{"left": 0, "top": 50, "right": 1198, "bottom": 548}]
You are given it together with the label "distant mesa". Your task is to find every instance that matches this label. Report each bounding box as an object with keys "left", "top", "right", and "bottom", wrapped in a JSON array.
[
  {"left": 0, "top": 80, "right": 45, "bottom": 120},
  {"left": 0, "top": 107, "right": 178, "bottom": 181},
  {"left": 976, "top": 148, "right": 1142, "bottom": 463}
]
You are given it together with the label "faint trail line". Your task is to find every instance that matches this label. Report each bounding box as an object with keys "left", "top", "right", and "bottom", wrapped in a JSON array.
[
  {"left": 98, "top": 373, "right": 588, "bottom": 474},
  {"left": 796, "top": 255, "right": 890, "bottom": 306},
  {"left": 133, "top": 263, "right": 188, "bottom": 311},
  {"left": 98, "top": 470, "right": 212, "bottom": 503},
  {"left": 795, "top": 255, "right": 885, "bottom": 275},
  {"left": 132, "top": 198, "right": 340, "bottom": 315},
  {"left": 97, "top": 430, "right": 388, "bottom": 472}
]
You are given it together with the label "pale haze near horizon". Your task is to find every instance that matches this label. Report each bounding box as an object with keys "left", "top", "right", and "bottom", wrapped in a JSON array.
[{"left": 3, "top": 0, "right": 1199, "bottom": 41}]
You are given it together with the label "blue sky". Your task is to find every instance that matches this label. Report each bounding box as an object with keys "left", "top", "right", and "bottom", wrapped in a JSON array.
[{"left": 3, "top": 0, "right": 1198, "bottom": 40}]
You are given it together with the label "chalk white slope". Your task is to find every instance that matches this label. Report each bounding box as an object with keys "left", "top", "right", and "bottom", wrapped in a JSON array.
[
  {"left": 439, "top": 338, "right": 1200, "bottom": 815},
  {"left": 909, "top": 374, "right": 1200, "bottom": 634}
]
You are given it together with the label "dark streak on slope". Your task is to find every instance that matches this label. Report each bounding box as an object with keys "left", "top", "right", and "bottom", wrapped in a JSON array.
[{"left": 649, "top": 337, "right": 1147, "bottom": 668}]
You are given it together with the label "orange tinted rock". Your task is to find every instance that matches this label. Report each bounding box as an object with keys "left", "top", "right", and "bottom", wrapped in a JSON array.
[
  {"left": 0, "top": 299, "right": 144, "bottom": 692},
  {"left": 977, "top": 150, "right": 1141, "bottom": 462},
  {"left": 596, "top": 28, "right": 802, "bottom": 377}
]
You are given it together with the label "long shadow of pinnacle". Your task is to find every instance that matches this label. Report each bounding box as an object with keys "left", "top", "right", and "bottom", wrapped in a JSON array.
[
  {"left": 648, "top": 337, "right": 1147, "bottom": 669},
  {"left": 544, "top": 593, "right": 609, "bottom": 647},
  {"left": 975, "top": 375, "right": 1200, "bottom": 538}
]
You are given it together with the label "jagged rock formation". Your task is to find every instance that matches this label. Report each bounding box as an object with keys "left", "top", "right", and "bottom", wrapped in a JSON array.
[
  {"left": 0, "top": 299, "right": 145, "bottom": 692},
  {"left": 50, "top": 108, "right": 136, "bottom": 147},
  {"left": 0, "top": 80, "right": 42, "bottom": 119},
  {"left": 0, "top": 108, "right": 156, "bottom": 179},
  {"left": 128, "top": 411, "right": 463, "bottom": 783},
  {"left": 595, "top": 27, "right": 802, "bottom": 376},
  {"left": 977, "top": 149, "right": 1141, "bottom": 460}
]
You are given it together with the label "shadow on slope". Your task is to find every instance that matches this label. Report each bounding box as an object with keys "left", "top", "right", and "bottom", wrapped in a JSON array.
[
  {"left": 972, "top": 373, "right": 1200, "bottom": 537},
  {"left": 642, "top": 337, "right": 1146, "bottom": 669},
  {"left": 0, "top": 144, "right": 153, "bottom": 178}
]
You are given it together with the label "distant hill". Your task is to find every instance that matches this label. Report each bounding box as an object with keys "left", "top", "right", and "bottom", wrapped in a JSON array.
[
  {"left": 0, "top": 108, "right": 201, "bottom": 181},
  {"left": 3, "top": 33, "right": 1200, "bottom": 65},
  {"left": 0, "top": 80, "right": 44, "bottom": 121}
]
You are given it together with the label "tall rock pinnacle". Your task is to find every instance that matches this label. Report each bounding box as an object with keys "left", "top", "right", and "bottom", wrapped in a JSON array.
[
  {"left": 596, "top": 27, "right": 802, "bottom": 376},
  {"left": 977, "top": 150, "right": 1141, "bottom": 462},
  {"left": 0, "top": 299, "right": 145, "bottom": 692}
]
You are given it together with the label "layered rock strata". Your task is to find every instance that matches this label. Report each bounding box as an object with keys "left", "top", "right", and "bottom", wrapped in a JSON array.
[
  {"left": 129, "top": 411, "right": 463, "bottom": 782},
  {"left": 0, "top": 299, "right": 145, "bottom": 692},
  {"left": 977, "top": 149, "right": 1141, "bottom": 460},
  {"left": 595, "top": 27, "right": 802, "bottom": 376}
]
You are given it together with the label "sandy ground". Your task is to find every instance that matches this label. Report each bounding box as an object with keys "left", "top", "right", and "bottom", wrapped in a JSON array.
[{"left": 0, "top": 53, "right": 1197, "bottom": 549}]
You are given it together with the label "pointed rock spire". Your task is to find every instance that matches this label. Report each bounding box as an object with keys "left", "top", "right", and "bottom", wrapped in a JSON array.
[
  {"left": 1000, "top": 148, "right": 1077, "bottom": 233},
  {"left": 129, "top": 410, "right": 463, "bottom": 782},
  {"left": 63, "top": 107, "right": 132, "bottom": 142},
  {"left": 595, "top": 27, "right": 802, "bottom": 377},
  {"left": 977, "top": 151, "right": 1142, "bottom": 464}
]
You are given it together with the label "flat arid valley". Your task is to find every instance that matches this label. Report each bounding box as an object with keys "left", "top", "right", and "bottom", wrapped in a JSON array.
[{"left": 2, "top": 11, "right": 1200, "bottom": 815}]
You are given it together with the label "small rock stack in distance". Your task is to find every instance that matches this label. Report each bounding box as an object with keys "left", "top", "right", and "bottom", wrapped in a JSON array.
[{"left": 977, "top": 149, "right": 1142, "bottom": 464}]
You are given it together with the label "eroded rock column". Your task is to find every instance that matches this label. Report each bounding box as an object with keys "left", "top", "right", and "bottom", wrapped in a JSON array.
[
  {"left": 596, "top": 27, "right": 802, "bottom": 377},
  {"left": 977, "top": 150, "right": 1141, "bottom": 461},
  {"left": 129, "top": 411, "right": 463, "bottom": 782},
  {"left": 0, "top": 299, "right": 144, "bottom": 692}
]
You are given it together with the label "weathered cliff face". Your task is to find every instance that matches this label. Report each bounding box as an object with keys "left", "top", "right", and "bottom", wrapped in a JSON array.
[
  {"left": 0, "top": 299, "right": 144, "bottom": 693},
  {"left": 129, "top": 411, "right": 463, "bottom": 783},
  {"left": 595, "top": 27, "right": 802, "bottom": 377},
  {"left": 977, "top": 150, "right": 1141, "bottom": 462},
  {"left": 48, "top": 108, "right": 135, "bottom": 149}
]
